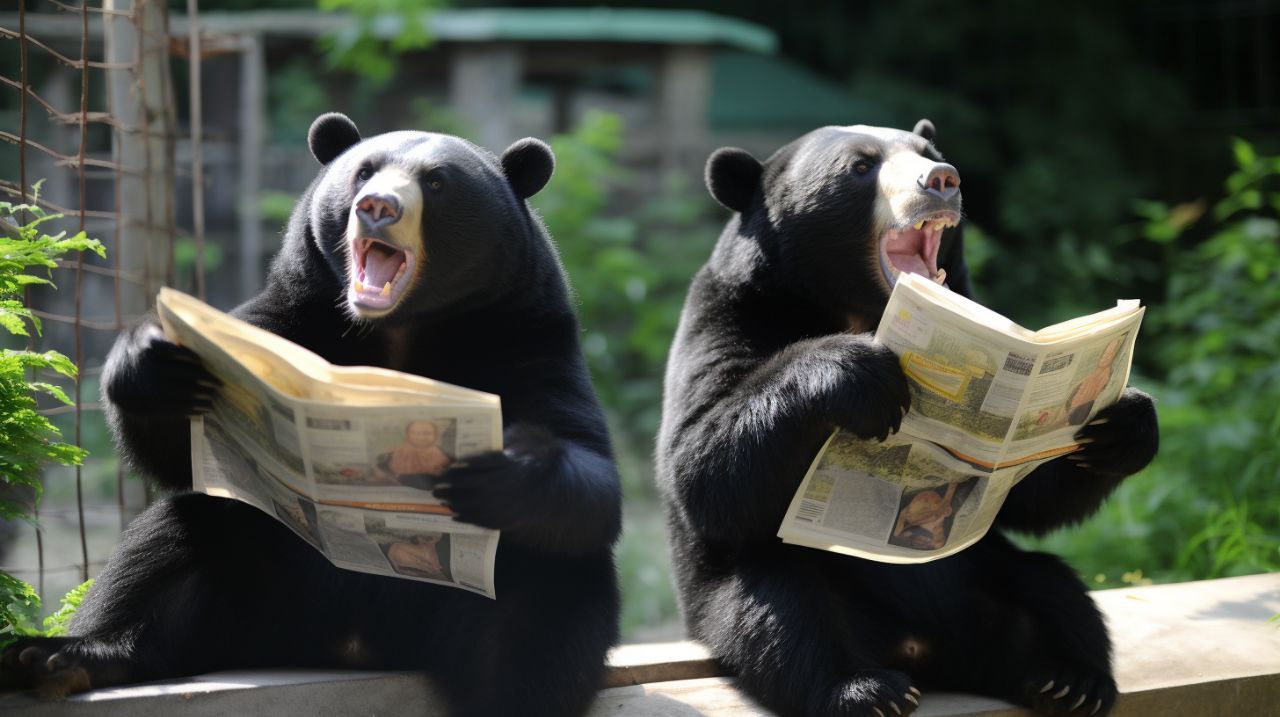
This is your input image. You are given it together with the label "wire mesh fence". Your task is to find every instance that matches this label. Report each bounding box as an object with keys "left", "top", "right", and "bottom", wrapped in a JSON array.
[{"left": 1, "top": 0, "right": 205, "bottom": 609}]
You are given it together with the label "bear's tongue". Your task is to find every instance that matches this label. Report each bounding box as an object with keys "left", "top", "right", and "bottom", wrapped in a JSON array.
[
  {"left": 362, "top": 242, "right": 405, "bottom": 288},
  {"left": 884, "top": 227, "right": 938, "bottom": 279}
]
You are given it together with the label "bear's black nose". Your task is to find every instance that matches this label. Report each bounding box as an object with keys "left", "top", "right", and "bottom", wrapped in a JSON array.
[
  {"left": 356, "top": 193, "right": 402, "bottom": 229},
  {"left": 918, "top": 163, "right": 960, "bottom": 201}
]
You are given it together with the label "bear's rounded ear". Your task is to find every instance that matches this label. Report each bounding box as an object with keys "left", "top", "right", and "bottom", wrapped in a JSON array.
[
  {"left": 913, "top": 119, "right": 936, "bottom": 142},
  {"left": 706, "top": 147, "right": 762, "bottom": 213},
  {"left": 501, "top": 138, "right": 555, "bottom": 199},
  {"left": 308, "top": 113, "right": 362, "bottom": 165}
]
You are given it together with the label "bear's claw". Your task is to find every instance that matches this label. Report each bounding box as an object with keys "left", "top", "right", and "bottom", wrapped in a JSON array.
[
  {"left": 1068, "top": 388, "right": 1157, "bottom": 478},
  {"left": 827, "top": 669, "right": 919, "bottom": 717},
  {"left": 0, "top": 637, "right": 96, "bottom": 699},
  {"left": 104, "top": 322, "right": 221, "bottom": 419},
  {"left": 1021, "top": 666, "right": 1116, "bottom": 716}
]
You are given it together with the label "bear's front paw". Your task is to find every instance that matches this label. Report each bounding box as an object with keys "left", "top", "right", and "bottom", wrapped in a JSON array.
[
  {"left": 1068, "top": 388, "right": 1158, "bottom": 478},
  {"left": 816, "top": 335, "right": 910, "bottom": 442},
  {"left": 1020, "top": 667, "right": 1117, "bottom": 716},
  {"left": 433, "top": 424, "right": 559, "bottom": 531},
  {"left": 103, "top": 322, "right": 220, "bottom": 419},
  {"left": 0, "top": 637, "right": 104, "bottom": 698},
  {"left": 824, "top": 669, "right": 920, "bottom": 717}
]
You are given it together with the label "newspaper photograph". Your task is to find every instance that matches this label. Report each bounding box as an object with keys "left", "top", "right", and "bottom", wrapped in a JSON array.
[
  {"left": 779, "top": 273, "right": 1143, "bottom": 562},
  {"left": 159, "top": 289, "right": 503, "bottom": 598},
  {"left": 1008, "top": 333, "right": 1134, "bottom": 448}
]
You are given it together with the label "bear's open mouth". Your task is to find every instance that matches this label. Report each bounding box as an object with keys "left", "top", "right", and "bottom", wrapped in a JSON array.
[
  {"left": 348, "top": 236, "right": 415, "bottom": 313},
  {"left": 880, "top": 211, "right": 959, "bottom": 288}
]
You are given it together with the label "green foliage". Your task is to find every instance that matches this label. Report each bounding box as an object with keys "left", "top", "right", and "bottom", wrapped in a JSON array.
[
  {"left": 532, "top": 111, "right": 721, "bottom": 498},
  {"left": 0, "top": 201, "right": 102, "bottom": 338},
  {"left": 259, "top": 190, "right": 301, "bottom": 225},
  {"left": 1028, "top": 140, "right": 1280, "bottom": 585},
  {"left": 616, "top": 504, "right": 679, "bottom": 639},
  {"left": 836, "top": 0, "right": 1212, "bottom": 334},
  {"left": 0, "top": 187, "right": 103, "bottom": 646},
  {"left": 532, "top": 112, "right": 722, "bottom": 635},
  {"left": 171, "top": 238, "right": 225, "bottom": 295},
  {"left": 316, "top": 0, "right": 446, "bottom": 84},
  {"left": 1, "top": 579, "right": 94, "bottom": 650},
  {"left": 40, "top": 579, "right": 94, "bottom": 638},
  {"left": 266, "top": 58, "right": 335, "bottom": 146},
  {"left": 408, "top": 98, "right": 474, "bottom": 144},
  {"left": 0, "top": 573, "right": 39, "bottom": 649}
]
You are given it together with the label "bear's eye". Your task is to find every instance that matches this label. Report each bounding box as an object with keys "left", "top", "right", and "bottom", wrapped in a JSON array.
[
  {"left": 356, "top": 166, "right": 374, "bottom": 182},
  {"left": 428, "top": 178, "right": 443, "bottom": 191},
  {"left": 853, "top": 160, "right": 873, "bottom": 176}
]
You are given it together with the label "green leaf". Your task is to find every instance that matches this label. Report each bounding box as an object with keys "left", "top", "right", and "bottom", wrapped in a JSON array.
[
  {"left": 39, "top": 350, "right": 79, "bottom": 379},
  {"left": 0, "top": 179, "right": 104, "bottom": 645},
  {"left": 0, "top": 309, "right": 30, "bottom": 337},
  {"left": 13, "top": 274, "right": 53, "bottom": 288},
  {"left": 42, "top": 580, "right": 93, "bottom": 636},
  {"left": 28, "top": 381, "right": 72, "bottom": 406},
  {"left": 1232, "top": 137, "right": 1257, "bottom": 170},
  {"left": 0, "top": 572, "right": 42, "bottom": 647},
  {"left": 0, "top": 499, "right": 37, "bottom": 523}
]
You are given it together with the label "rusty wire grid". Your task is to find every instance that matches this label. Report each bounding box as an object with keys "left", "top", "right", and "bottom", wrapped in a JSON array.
[{"left": 1, "top": 0, "right": 207, "bottom": 606}]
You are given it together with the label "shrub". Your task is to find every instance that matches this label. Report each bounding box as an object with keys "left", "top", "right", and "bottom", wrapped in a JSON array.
[
  {"left": 0, "top": 187, "right": 103, "bottom": 647},
  {"left": 1029, "top": 139, "right": 1280, "bottom": 585}
]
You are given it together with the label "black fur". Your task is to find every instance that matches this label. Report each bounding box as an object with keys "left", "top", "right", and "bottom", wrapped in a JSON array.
[
  {"left": 1, "top": 115, "right": 621, "bottom": 716},
  {"left": 500, "top": 138, "right": 555, "bottom": 200},
  {"left": 308, "top": 112, "right": 362, "bottom": 165},
  {"left": 912, "top": 119, "right": 936, "bottom": 142},
  {"left": 706, "top": 147, "right": 764, "bottom": 213},
  {"left": 657, "top": 123, "right": 1158, "bottom": 717}
]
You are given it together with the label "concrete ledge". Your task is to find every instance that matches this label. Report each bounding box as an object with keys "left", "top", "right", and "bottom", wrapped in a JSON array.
[{"left": 2, "top": 573, "right": 1277, "bottom": 716}]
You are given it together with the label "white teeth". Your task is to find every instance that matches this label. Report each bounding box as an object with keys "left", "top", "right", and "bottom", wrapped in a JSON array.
[
  {"left": 380, "top": 281, "right": 392, "bottom": 297},
  {"left": 393, "top": 263, "right": 406, "bottom": 281},
  {"left": 934, "top": 268, "right": 947, "bottom": 285},
  {"left": 353, "top": 279, "right": 364, "bottom": 294}
]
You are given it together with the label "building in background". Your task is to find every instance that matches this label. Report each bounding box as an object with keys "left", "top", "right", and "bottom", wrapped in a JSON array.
[
  {"left": 0, "top": 6, "right": 863, "bottom": 610},
  {"left": 10, "top": 7, "right": 865, "bottom": 308}
]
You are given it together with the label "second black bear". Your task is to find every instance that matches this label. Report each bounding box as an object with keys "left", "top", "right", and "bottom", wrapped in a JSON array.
[
  {"left": 1, "top": 114, "right": 621, "bottom": 717},
  {"left": 657, "top": 121, "right": 1158, "bottom": 717}
]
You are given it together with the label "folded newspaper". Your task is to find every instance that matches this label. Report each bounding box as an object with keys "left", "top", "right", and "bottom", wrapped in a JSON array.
[
  {"left": 156, "top": 288, "right": 503, "bottom": 598},
  {"left": 778, "top": 273, "right": 1144, "bottom": 564}
]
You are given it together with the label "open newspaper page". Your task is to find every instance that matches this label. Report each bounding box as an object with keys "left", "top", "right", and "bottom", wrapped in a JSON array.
[
  {"left": 158, "top": 289, "right": 504, "bottom": 598},
  {"left": 778, "top": 273, "right": 1143, "bottom": 563}
]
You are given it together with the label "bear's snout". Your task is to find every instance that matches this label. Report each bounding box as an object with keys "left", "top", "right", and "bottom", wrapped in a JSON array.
[
  {"left": 917, "top": 163, "right": 960, "bottom": 201},
  {"left": 356, "top": 193, "right": 402, "bottom": 230}
]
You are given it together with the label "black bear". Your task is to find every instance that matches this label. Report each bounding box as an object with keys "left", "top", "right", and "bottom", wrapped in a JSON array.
[
  {"left": 1, "top": 114, "right": 622, "bottom": 717},
  {"left": 657, "top": 121, "right": 1158, "bottom": 717}
]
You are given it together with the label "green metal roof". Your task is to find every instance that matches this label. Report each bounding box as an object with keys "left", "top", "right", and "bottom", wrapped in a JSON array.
[
  {"left": 430, "top": 8, "right": 777, "bottom": 53},
  {"left": 183, "top": 8, "right": 776, "bottom": 54},
  {"left": 710, "top": 50, "right": 872, "bottom": 131}
]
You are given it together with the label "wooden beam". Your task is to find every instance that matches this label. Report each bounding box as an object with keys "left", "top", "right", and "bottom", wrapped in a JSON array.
[
  {"left": 104, "top": 0, "right": 174, "bottom": 312},
  {"left": 237, "top": 33, "right": 265, "bottom": 297},
  {"left": 1, "top": 567, "right": 1276, "bottom": 716}
]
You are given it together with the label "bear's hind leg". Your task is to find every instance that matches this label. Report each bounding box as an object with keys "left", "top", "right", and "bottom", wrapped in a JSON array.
[
  {"left": 0, "top": 636, "right": 133, "bottom": 698},
  {"left": 0, "top": 493, "right": 342, "bottom": 696},
  {"left": 969, "top": 538, "right": 1118, "bottom": 716},
  {"left": 428, "top": 566, "right": 619, "bottom": 717},
  {"left": 692, "top": 555, "right": 920, "bottom": 717}
]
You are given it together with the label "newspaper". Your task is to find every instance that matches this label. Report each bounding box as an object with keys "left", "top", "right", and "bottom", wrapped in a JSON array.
[
  {"left": 156, "top": 288, "right": 503, "bottom": 598},
  {"left": 778, "top": 273, "right": 1144, "bottom": 564}
]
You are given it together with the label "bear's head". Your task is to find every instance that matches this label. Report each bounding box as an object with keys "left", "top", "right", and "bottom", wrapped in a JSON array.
[
  {"left": 304, "top": 113, "right": 555, "bottom": 321},
  {"left": 706, "top": 119, "right": 962, "bottom": 321}
]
